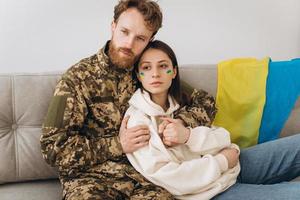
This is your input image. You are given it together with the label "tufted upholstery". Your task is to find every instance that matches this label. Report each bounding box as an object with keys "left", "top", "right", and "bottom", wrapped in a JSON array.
[{"left": 0, "top": 73, "right": 61, "bottom": 184}]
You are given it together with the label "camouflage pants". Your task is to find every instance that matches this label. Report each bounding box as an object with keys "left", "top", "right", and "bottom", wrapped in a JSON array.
[{"left": 63, "top": 177, "right": 174, "bottom": 200}]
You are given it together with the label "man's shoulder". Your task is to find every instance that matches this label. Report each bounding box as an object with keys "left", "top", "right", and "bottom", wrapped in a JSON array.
[
  {"left": 60, "top": 53, "right": 101, "bottom": 83},
  {"left": 66, "top": 53, "right": 98, "bottom": 75}
]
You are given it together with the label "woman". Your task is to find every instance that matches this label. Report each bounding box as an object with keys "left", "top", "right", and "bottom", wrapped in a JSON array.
[
  {"left": 124, "top": 40, "right": 300, "bottom": 200},
  {"left": 125, "top": 40, "right": 240, "bottom": 200}
]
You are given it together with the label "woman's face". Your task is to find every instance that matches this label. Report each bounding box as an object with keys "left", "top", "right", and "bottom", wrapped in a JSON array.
[{"left": 137, "top": 48, "right": 177, "bottom": 97}]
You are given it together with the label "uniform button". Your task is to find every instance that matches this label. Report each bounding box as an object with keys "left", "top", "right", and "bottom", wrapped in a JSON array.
[{"left": 12, "top": 124, "right": 18, "bottom": 130}]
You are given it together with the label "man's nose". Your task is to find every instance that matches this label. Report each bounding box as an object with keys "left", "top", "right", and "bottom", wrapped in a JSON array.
[{"left": 124, "top": 36, "right": 134, "bottom": 49}]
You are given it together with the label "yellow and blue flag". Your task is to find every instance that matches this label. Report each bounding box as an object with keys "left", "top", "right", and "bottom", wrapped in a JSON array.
[{"left": 213, "top": 57, "right": 300, "bottom": 148}]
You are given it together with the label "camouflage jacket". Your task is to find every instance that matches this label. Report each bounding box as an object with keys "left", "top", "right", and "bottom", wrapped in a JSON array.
[{"left": 40, "top": 42, "right": 217, "bottom": 188}]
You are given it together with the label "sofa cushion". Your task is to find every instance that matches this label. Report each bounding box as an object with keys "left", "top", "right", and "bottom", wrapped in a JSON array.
[
  {"left": 179, "top": 64, "right": 217, "bottom": 96},
  {"left": 281, "top": 98, "right": 300, "bottom": 137},
  {"left": 0, "top": 73, "right": 62, "bottom": 184},
  {"left": 0, "top": 179, "right": 62, "bottom": 200}
]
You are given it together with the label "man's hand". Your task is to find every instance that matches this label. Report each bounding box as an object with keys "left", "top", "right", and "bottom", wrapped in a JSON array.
[
  {"left": 119, "top": 116, "right": 150, "bottom": 153},
  {"left": 159, "top": 117, "right": 190, "bottom": 147},
  {"left": 220, "top": 148, "right": 239, "bottom": 169}
]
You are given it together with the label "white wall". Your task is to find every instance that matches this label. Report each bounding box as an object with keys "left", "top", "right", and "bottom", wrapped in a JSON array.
[{"left": 1, "top": 0, "right": 300, "bottom": 73}]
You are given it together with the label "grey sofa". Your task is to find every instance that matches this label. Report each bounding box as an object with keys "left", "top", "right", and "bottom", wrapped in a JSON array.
[{"left": 0, "top": 65, "right": 299, "bottom": 200}]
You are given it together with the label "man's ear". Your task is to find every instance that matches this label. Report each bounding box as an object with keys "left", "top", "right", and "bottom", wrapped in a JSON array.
[{"left": 111, "top": 21, "right": 116, "bottom": 35}]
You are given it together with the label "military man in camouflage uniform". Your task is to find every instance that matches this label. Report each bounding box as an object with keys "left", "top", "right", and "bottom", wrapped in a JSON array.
[{"left": 40, "top": 0, "right": 216, "bottom": 199}]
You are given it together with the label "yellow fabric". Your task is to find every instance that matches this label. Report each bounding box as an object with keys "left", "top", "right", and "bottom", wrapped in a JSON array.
[{"left": 213, "top": 58, "right": 269, "bottom": 148}]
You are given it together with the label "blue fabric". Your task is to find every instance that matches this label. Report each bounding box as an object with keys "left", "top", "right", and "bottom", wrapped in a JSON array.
[
  {"left": 213, "top": 134, "right": 300, "bottom": 200},
  {"left": 258, "top": 58, "right": 300, "bottom": 143}
]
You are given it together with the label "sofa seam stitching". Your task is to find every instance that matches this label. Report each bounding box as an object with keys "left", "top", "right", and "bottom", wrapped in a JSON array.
[{"left": 12, "top": 76, "right": 19, "bottom": 180}]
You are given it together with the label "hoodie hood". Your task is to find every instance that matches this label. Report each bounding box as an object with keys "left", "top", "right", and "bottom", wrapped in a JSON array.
[{"left": 129, "top": 89, "right": 180, "bottom": 117}]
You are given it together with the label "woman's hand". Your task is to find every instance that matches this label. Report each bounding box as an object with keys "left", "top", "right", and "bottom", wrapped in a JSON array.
[
  {"left": 158, "top": 117, "right": 190, "bottom": 146},
  {"left": 220, "top": 147, "right": 239, "bottom": 168},
  {"left": 119, "top": 116, "right": 150, "bottom": 153}
]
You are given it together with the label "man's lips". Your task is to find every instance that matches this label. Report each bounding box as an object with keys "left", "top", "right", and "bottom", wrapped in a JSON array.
[{"left": 119, "top": 48, "right": 133, "bottom": 56}]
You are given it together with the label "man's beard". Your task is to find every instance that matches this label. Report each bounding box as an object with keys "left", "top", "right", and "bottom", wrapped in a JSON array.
[{"left": 108, "top": 41, "right": 137, "bottom": 69}]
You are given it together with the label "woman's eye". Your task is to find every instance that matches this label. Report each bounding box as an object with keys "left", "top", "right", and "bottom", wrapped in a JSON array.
[
  {"left": 141, "top": 66, "right": 150, "bottom": 70},
  {"left": 160, "top": 64, "right": 168, "bottom": 69}
]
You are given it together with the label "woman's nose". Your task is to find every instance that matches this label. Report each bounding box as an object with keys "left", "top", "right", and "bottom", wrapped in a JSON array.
[{"left": 152, "top": 69, "right": 160, "bottom": 78}]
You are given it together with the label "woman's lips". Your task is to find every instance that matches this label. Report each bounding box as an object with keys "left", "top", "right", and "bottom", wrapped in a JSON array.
[{"left": 150, "top": 81, "right": 163, "bottom": 86}]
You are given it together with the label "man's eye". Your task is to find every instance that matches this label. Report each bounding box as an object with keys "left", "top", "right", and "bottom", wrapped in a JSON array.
[
  {"left": 121, "top": 30, "right": 128, "bottom": 35},
  {"left": 137, "top": 37, "right": 145, "bottom": 42}
]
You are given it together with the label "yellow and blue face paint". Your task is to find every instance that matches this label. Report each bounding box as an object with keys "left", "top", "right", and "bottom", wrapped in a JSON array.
[
  {"left": 139, "top": 68, "right": 173, "bottom": 78},
  {"left": 139, "top": 72, "right": 145, "bottom": 78},
  {"left": 166, "top": 69, "right": 173, "bottom": 75}
]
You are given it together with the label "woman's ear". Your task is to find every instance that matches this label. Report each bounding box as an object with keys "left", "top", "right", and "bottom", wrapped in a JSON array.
[{"left": 172, "top": 67, "right": 177, "bottom": 79}]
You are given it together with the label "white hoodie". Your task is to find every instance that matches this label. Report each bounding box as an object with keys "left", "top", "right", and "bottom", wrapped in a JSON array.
[{"left": 125, "top": 89, "right": 240, "bottom": 200}]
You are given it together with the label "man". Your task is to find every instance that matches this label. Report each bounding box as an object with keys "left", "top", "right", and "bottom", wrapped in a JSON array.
[{"left": 40, "top": 0, "right": 217, "bottom": 199}]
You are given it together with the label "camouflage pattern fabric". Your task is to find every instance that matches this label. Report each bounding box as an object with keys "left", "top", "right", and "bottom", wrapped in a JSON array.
[
  {"left": 40, "top": 41, "right": 216, "bottom": 199},
  {"left": 63, "top": 176, "right": 173, "bottom": 200},
  {"left": 41, "top": 42, "right": 174, "bottom": 199},
  {"left": 175, "top": 88, "right": 217, "bottom": 128}
]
